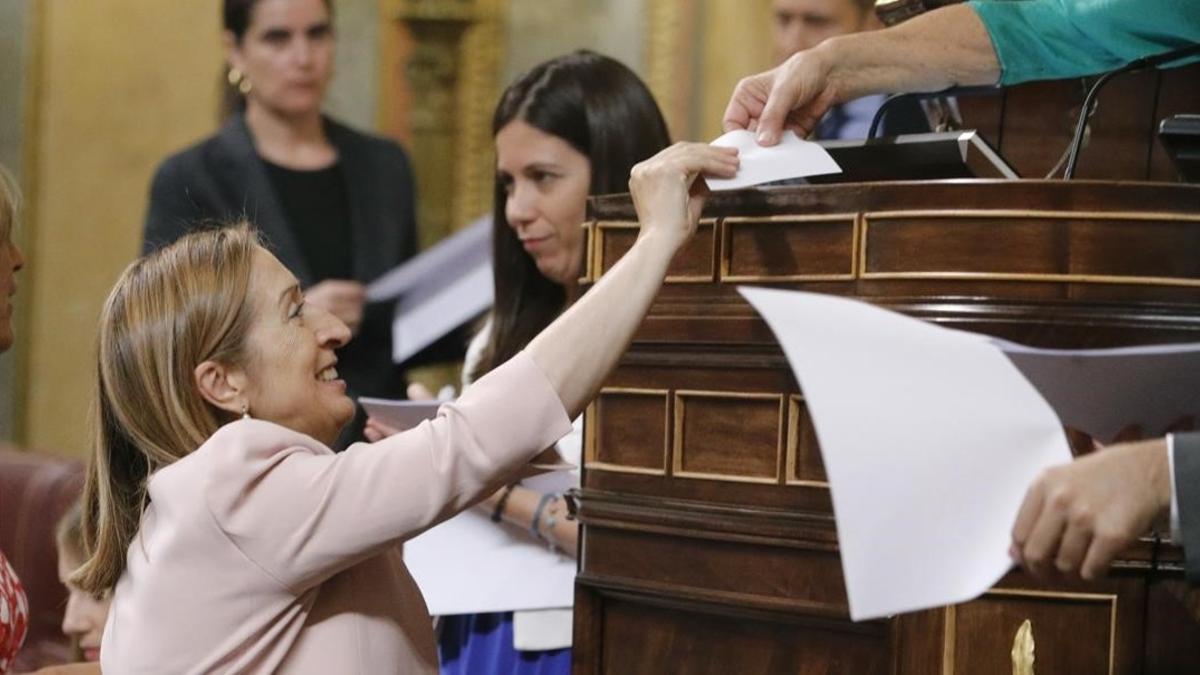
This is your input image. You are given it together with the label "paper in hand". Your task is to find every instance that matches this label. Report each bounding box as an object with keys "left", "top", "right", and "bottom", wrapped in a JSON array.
[
  {"left": 706, "top": 129, "right": 841, "bottom": 190},
  {"left": 739, "top": 287, "right": 1071, "bottom": 621}
]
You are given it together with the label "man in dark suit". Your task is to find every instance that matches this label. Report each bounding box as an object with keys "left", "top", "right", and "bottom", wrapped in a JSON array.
[{"left": 771, "top": 0, "right": 933, "bottom": 139}]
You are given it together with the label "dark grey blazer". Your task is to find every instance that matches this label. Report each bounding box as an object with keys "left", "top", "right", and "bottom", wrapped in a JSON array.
[
  {"left": 142, "top": 114, "right": 418, "bottom": 403},
  {"left": 1174, "top": 432, "right": 1200, "bottom": 582}
]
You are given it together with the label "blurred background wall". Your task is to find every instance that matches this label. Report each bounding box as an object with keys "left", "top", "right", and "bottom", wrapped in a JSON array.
[{"left": 3, "top": 0, "right": 775, "bottom": 458}]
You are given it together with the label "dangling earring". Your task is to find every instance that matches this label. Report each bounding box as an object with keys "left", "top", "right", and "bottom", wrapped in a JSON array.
[
  {"left": 241, "top": 403, "right": 251, "bottom": 420},
  {"left": 228, "top": 67, "right": 252, "bottom": 95}
]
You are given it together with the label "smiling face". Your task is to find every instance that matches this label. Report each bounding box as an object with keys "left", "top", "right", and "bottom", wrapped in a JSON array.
[
  {"left": 57, "top": 549, "right": 110, "bottom": 661},
  {"left": 226, "top": 0, "right": 334, "bottom": 119},
  {"left": 232, "top": 247, "right": 354, "bottom": 444},
  {"left": 495, "top": 119, "right": 592, "bottom": 287}
]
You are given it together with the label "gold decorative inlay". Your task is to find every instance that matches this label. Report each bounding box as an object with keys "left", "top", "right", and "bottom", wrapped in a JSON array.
[{"left": 1011, "top": 619, "right": 1035, "bottom": 675}]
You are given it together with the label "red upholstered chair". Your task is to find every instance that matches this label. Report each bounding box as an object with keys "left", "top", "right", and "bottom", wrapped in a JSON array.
[{"left": 0, "top": 446, "right": 84, "bottom": 671}]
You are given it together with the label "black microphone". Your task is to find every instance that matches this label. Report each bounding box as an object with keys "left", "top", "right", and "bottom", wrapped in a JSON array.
[{"left": 1063, "top": 42, "right": 1200, "bottom": 179}]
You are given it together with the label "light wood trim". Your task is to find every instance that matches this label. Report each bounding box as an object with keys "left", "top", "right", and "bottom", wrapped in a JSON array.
[
  {"left": 861, "top": 209, "right": 1200, "bottom": 287},
  {"left": 861, "top": 270, "right": 1200, "bottom": 287},
  {"left": 785, "top": 395, "right": 830, "bottom": 487},
  {"left": 983, "top": 588, "right": 1118, "bottom": 602},
  {"left": 941, "top": 605, "right": 956, "bottom": 675},
  {"left": 584, "top": 387, "right": 671, "bottom": 476},
  {"left": 580, "top": 220, "right": 596, "bottom": 285},
  {"left": 721, "top": 213, "right": 860, "bottom": 283},
  {"left": 673, "top": 390, "right": 785, "bottom": 484},
  {"left": 865, "top": 209, "right": 1200, "bottom": 222}
]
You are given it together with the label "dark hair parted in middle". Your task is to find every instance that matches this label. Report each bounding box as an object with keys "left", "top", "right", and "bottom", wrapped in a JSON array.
[
  {"left": 473, "top": 50, "right": 671, "bottom": 381},
  {"left": 223, "top": 0, "right": 333, "bottom": 42}
]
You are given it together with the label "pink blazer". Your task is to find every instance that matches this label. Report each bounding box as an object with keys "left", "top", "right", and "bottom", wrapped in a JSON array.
[{"left": 100, "top": 352, "right": 572, "bottom": 674}]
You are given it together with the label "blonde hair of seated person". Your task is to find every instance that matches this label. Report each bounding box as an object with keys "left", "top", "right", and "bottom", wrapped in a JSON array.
[
  {"left": 74, "top": 224, "right": 258, "bottom": 595},
  {"left": 56, "top": 502, "right": 111, "bottom": 663}
]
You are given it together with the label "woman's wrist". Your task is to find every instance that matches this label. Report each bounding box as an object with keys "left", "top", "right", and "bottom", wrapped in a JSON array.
[{"left": 634, "top": 225, "right": 686, "bottom": 263}]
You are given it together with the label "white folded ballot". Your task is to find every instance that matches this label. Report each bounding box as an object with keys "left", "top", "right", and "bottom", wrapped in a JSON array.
[
  {"left": 740, "top": 287, "right": 1200, "bottom": 621},
  {"left": 365, "top": 215, "right": 494, "bottom": 364},
  {"left": 706, "top": 129, "right": 841, "bottom": 190}
]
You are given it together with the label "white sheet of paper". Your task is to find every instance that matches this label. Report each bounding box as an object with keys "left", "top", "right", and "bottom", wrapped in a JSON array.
[
  {"left": 366, "top": 215, "right": 492, "bottom": 303},
  {"left": 991, "top": 339, "right": 1200, "bottom": 442},
  {"left": 404, "top": 419, "right": 582, "bottom": 616},
  {"left": 706, "top": 129, "right": 841, "bottom": 190},
  {"left": 739, "top": 287, "right": 1071, "bottom": 621},
  {"left": 391, "top": 261, "right": 493, "bottom": 364},
  {"left": 358, "top": 397, "right": 441, "bottom": 431}
]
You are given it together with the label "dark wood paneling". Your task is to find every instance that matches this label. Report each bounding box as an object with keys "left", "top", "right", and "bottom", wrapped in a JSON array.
[
  {"left": 724, "top": 216, "right": 856, "bottom": 279},
  {"left": 951, "top": 593, "right": 1114, "bottom": 674},
  {"left": 591, "top": 390, "right": 669, "bottom": 473},
  {"left": 864, "top": 216, "right": 1070, "bottom": 276},
  {"left": 599, "top": 220, "right": 716, "bottom": 280},
  {"left": 787, "top": 397, "right": 826, "bottom": 484},
  {"left": 675, "top": 393, "right": 783, "bottom": 481},
  {"left": 594, "top": 596, "right": 889, "bottom": 675},
  {"left": 1149, "top": 67, "right": 1200, "bottom": 182},
  {"left": 584, "top": 526, "right": 848, "bottom": 611},
  {"left": 1067, "top": 218, "right": 1200, "bottom": 279},
  {"left": 580, "top": 179, "right": 1200, "bottom": 674}
]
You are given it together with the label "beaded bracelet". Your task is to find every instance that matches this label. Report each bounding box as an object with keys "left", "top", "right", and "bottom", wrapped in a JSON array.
[{"left": 531, "top": 492, "right": 557, "bottom": 540}]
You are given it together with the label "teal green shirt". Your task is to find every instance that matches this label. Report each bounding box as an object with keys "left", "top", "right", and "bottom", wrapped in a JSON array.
[{"left": 969, "top": 0, "right": 1200, "bottom": 85}]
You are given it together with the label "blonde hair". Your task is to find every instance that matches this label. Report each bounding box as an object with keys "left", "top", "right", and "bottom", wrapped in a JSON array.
[
  {"left": 0, "top": 164, "right": 19, "bottom": 242},
  {"left": 74, "top": 223, "right": 259, "bottom": 594},
  {"left": 56, "top": 500, "right": 85, "bottom": 564}
]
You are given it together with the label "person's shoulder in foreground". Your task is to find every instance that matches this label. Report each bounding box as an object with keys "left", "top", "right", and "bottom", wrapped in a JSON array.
[{"left": 969, "top": 0, "right": 1200, "bottom": 85}]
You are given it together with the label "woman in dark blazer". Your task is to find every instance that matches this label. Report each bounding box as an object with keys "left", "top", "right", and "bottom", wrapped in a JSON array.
[{"left": 143, "top": 0, "right": 419, "bottom": 445}]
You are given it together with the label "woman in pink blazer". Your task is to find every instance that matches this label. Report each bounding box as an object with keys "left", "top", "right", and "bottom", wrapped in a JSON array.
[{"left": 72, "top": 141, "right": 738, "bottom": 673}]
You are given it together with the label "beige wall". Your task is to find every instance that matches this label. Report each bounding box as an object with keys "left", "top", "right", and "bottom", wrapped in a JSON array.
[
  {"left": 21, "top": 2, "right": 223, "bottom": 456},
  {"left": 0, "top": 0, "right": 33, "bottom": 440}
]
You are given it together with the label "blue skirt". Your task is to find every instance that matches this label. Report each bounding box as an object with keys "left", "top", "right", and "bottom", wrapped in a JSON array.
[{"left": 438, "top": 612, "right": 571, "bottom": 675}]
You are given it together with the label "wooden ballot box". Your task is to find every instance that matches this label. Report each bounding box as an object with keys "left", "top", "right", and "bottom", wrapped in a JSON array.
[{"left": 572, "top": 179, "right": 1200, "bottom": 674}]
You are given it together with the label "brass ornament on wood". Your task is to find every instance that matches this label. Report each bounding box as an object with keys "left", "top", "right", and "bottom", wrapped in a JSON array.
[{"left": 1011, "top": 619, "right": 1035, "bottom": 675}]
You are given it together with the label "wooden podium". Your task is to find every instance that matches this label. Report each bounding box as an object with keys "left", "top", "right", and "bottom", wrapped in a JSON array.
[{"left": 572, "top": 179, "right": 1200, "bottom": 674}]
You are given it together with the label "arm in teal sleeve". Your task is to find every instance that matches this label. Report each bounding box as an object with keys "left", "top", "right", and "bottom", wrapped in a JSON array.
[{"left": 970, "top": 0, "right": 1200, "bottom": 86}]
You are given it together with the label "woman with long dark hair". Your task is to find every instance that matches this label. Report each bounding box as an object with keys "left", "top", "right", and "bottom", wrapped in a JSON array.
[{"left": 433, "top": 50, "right": 671, "bottom": 675}]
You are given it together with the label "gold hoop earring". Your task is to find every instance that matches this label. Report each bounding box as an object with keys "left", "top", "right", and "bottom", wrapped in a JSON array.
[{"left": 241, "top": 403, "right": 251, "bottom": 420}]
